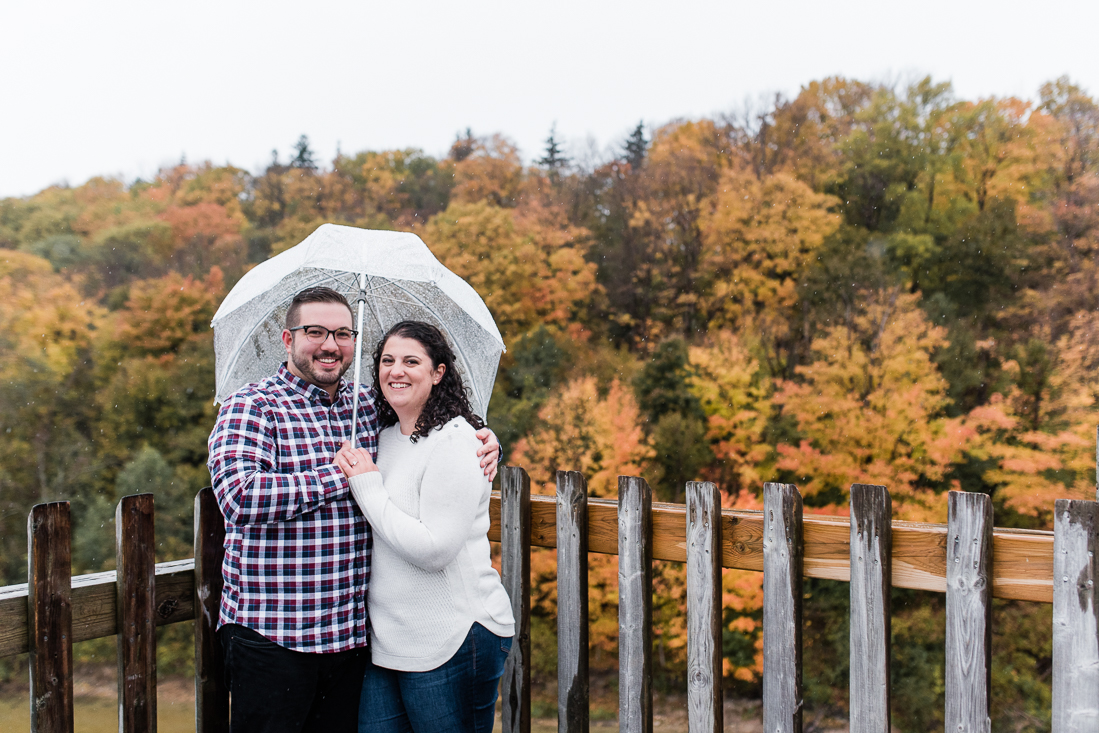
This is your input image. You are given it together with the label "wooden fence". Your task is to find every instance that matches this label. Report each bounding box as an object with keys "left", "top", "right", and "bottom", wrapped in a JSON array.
[{"left": 0, "top": 469, "right": 1096, "bottom": 732}]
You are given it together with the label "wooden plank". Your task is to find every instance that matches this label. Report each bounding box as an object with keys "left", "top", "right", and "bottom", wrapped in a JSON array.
[
  {"left": 945, "top": 491, "right": 992, "bottom": 733},
  {"left": 28, "top": 501, "right": 74, "bottom": 733},
  {"left": 1052, "top": 499, "right": 1099, "bottom": 731},
  {"left": 0, "top": 561, "right": 195, "bottom": 659},
  {"left": 557, "top": 471, "right": 589, "bottom": 733},
  {"left": 618, "top": 476, "right": 652, "bottom": 733},
  {"left": 686, "top": 482, "right": 722, "bottom": 733},
  {"left": 116, "top": 494, "right": 157, "bottom": 733},
  {"left": 849, "top": 484, "right": 891, "bottom": 733},
  {"left": 501, "top": 467, "right": 532, "bottom": 733},
  {"left": 762, "top": 482, "right": 803, "bottom": 733},
  {"left": 194, "top": 488, "right": 228, "bottom": 733},
  {"left": 487, "top": 492, "right": 1056, "bottom": 602}
]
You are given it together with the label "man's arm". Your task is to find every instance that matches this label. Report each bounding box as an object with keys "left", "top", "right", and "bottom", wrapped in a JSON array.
[{"left": 208, "top": 393, "right": 348, "bottom": 526}]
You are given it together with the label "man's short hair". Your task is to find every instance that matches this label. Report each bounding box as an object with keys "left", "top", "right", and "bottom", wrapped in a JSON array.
[{"left": 285, "top": 287, "right": 354, "bottom": 329}]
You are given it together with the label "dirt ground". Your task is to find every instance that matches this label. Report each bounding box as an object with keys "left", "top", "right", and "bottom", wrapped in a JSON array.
[{"left": 0, "top": 665, "right": 849, "bottom": 733}]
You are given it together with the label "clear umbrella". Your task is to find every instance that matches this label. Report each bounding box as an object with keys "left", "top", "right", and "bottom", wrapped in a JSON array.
[{"left": 211, "top": 224, "right": 505, "bottom": 444}]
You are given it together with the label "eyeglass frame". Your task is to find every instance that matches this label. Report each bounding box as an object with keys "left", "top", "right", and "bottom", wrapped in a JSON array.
[{"left": 287, "top": 325, "right": 359, "bottom": 344}]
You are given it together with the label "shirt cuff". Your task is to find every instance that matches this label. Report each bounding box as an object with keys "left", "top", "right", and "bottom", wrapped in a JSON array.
[{"left": 317, "top": 464, "right": 349, "bottom": 499}]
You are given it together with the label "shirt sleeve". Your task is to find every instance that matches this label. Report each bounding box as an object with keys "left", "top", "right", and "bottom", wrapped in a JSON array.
[
  {"left": 208, "top": 393, "right": 349, "bottom": 526},
  {"left": 348, "top": 430, "right": 486, "bottom": 572}
]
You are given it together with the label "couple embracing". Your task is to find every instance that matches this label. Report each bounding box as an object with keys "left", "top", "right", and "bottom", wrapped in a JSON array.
[{"left": 207, "top": 286, "right": 515, "bottom": 733}]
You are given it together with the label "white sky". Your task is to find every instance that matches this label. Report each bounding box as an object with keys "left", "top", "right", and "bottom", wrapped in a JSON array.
[{"left": 2, "top": 0, "right": 1097, "bottom": 199}]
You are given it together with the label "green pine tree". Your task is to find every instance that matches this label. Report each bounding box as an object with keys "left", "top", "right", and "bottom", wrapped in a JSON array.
[
  {"left": 623, "top": 121, "right": 647, "bottom": 170},
  {"left": 290, "top": 134, "right": 317, "bottom": 170},
  {"left": 538, "top": 123, "right": 569, "bottom": 178}
]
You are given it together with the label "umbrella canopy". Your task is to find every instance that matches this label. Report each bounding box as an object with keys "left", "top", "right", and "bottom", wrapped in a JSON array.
[{"left": 211, "top": 224, "right": 504, "bottom": 418}]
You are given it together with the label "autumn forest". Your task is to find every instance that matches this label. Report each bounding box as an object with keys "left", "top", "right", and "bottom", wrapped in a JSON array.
[{"left": 3, "top": 75, "right": 1098, "bottom": 728}]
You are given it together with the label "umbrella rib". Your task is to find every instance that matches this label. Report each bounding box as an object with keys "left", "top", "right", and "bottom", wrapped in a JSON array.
[
  {"left": 363, "top": 276, "right": 488, "bottom": 415},
  {"left": 363, "top": 275, "right": 388, "bottom": 335}
]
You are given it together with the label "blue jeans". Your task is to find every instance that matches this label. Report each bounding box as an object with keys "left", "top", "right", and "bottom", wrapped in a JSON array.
[{"left": 358, "top": 623, "right": 512, "bottom": 733}]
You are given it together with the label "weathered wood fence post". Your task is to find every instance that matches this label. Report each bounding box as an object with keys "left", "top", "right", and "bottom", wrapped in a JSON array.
[
  {"left": 116, "top": 493, "right": 157, "bottom": 733},
  {"left": 618, "top": 476, "right": 653, "bottom": 733},
  {"left": 501, "top": 467, "right": 532, "bottom": 733},
  {"left": 194, "top": 488, "right": 228, "bottom": 733},
  {"left": 27, "top": 502, "right": 74, "bottom": 733},
  {"left": 763, "top": 482, "right": 803, "bottom": 733},
  {"left": 557, "top": 471, "right": 589, "bottom": 733},
  {"left": 945, "top": 490, "right": 992, "bottom": 733},
  {"left": 849, "top": 484, "right": 891, "bottom": 733},
  {"left": 686, "top": 481, "right": 722, "bottom": 733},
  {"left": 1052, "top": 499, "right": 1099, "bottom": 731}
]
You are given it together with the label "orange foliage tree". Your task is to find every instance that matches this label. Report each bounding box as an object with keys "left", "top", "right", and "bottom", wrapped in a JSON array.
[
  {"left": 964, "top": 311, "right": 1099, "bottom": 522},
  {"left": 510, "top": 378, "right": 654, "bottom": 670}
]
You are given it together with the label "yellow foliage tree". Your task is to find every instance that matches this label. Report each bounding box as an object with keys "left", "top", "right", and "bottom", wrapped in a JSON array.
[
  {"left": 448, "top": 134, "right": 523, "bottom": 207},
  {"left": 774, "top": 290, "right": 961, "bottom": 521},
  {"left": 0, "top": 251, "right": 106, "bottom": 502},
  {"left": 424, "top": 201, "right": 597, "bottom": 342},
  {"left": 698, "top": 167, "right": 840, "bottom": 342},
  {"left": 687, "top": 329, "right": 774, "bottom": 496},
  {"left": 628, "top": 119, "right": 732, "bottom": 334},
  {"left": 945, "top": 97, "right": 1059, "bottom": 227}
]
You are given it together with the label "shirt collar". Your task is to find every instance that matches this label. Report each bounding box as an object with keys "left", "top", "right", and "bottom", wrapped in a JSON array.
[{"left": 277, "top": 363, "right": 348, "bottom": 404}]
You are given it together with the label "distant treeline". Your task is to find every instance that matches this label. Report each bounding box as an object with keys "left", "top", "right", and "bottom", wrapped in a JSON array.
[{"left": 2, "top": 75, "right": 1096, "bottom": 729}]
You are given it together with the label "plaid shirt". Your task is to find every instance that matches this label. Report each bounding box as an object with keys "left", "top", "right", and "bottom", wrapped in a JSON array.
[{"left": 208, "top": 363, "right": 378, "bottom": 653}]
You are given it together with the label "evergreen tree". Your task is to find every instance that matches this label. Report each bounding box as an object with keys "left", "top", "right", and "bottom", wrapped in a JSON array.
[
  {"left": 623, "top": 121, "right": 647, "bottom": 170},
  {"left": 538, "top": 123, "right": 569, "bottom": 177},
  {"left": 633, "top": 338, "right": 704, "bottom": 425},
  {"left": 290, "top": 134, "right": 317, "bottom": 170},
  {"left": 449, "top": 128, "right": 476, "bottom": 162}
]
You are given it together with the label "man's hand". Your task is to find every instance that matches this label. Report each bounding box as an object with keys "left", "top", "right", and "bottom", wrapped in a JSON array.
[
  {"left": 475, "top": 428, "right": 501, "bottom": 481},
  {"left": 335, "top": 441, "right": 379, "bottom": 479}
]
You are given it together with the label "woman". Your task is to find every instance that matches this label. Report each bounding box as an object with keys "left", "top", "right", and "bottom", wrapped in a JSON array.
[{"left": 336, "top": 321, "right": 514, "bottom": 733}]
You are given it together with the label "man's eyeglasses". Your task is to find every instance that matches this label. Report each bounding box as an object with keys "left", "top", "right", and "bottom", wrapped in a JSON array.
[{"left": 288, "top": 325, "right": 358, "bottom": 345}]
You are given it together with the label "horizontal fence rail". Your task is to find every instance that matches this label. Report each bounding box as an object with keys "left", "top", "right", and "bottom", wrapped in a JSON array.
[
  {"left": 486, "top": 493, "right": 1059, "bottom": 602},
  {"left": 0, "top": 486, "right": 1064, "bottom": 660},
  {"left": 0, "top": 560, "right": 195, "bottom": 659}
]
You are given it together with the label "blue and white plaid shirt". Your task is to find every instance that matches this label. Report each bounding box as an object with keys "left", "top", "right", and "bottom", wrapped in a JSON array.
[{"left": 208, "top": 363, "right": 378, "bottom": 653}]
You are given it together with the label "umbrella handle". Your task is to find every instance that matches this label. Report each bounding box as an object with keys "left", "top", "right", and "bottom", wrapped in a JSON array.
[{"left": 350, "top": 274, "right": 367, "bottom": 447}]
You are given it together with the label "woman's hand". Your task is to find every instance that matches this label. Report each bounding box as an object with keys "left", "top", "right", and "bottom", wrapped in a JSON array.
[
  {"left": 475, "top": 428, "right": 500, "bottom": 481},
  {"left": 335, "top": 441, "right": 379, "bottom": 479}
]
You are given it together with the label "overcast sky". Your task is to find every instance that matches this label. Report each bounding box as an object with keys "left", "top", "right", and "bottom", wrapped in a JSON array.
[{"left": 3, "top": 0, "right": 1097, "bottom": 199}]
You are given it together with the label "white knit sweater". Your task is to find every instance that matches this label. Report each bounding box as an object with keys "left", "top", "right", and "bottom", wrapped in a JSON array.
[{"left": 348, "top": 417, "right": 514, "bottom": 671}]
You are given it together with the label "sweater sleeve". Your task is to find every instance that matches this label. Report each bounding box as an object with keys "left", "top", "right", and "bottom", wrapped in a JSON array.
[{"left": 348, "top": 429, "right": 486, "bottom": 572}]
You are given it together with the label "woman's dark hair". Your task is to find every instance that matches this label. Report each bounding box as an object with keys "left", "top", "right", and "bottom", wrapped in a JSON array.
[{"left": 372, "top": 321, "right": 485, "bottom": 441}]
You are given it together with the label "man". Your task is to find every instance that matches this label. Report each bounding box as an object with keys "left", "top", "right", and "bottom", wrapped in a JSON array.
[{"left": 208, "top": 286, "right": 500, "bottom": 733}]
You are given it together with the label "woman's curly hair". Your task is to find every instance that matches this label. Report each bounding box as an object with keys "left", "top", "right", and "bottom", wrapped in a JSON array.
[{"left": 371, "top": 321, "right": 485, "bottom": 441}]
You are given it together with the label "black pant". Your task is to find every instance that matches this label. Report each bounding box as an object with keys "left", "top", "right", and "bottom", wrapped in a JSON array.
[{"left": 219, "top": 624, "right": 369, "bottom": 733}]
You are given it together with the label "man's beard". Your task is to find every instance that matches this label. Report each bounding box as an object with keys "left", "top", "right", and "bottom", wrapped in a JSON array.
[{"left": 289, "top": 346, "right": 351, "bottom": 388}]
